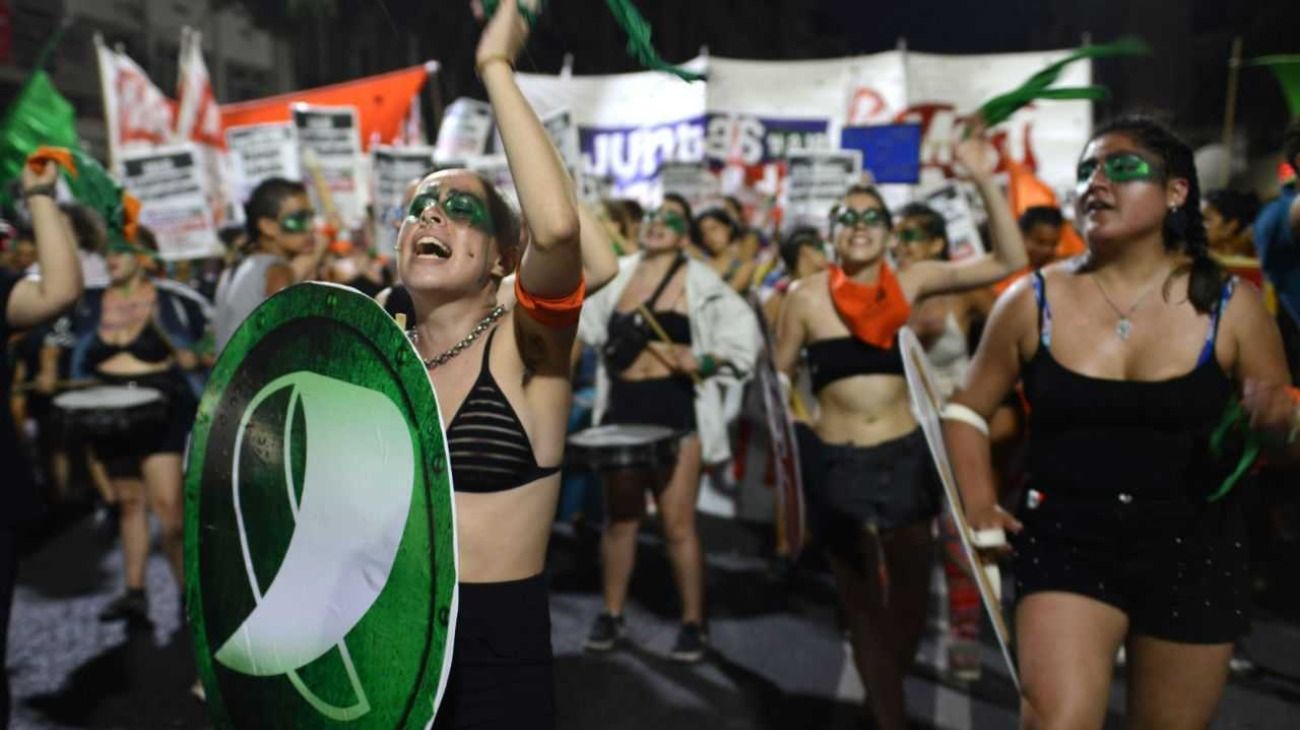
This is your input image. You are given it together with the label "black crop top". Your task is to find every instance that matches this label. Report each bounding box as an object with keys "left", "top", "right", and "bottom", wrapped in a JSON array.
[
  {"left": 805, "top": 336, "right": 905, "bottom": 392},
  {"left": 650, "top": 311, "right": 691, "bottom": 345},
  {"left": 446, "top": 327, "right": 561, "bottom": 493},
  {"left": 84, "top": 325, "right": 172, "bottom": 372}
]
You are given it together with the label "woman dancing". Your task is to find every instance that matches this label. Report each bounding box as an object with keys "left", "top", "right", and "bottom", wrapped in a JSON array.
[
  {"left": 774, "top": 128, "right": 1026, "bottom": 729},
  {"left": 945, "top": 115, "right": 1296, "bottom": 728},
  {"left": 403, "top": 3, "right": 581, "bottom": 727}
]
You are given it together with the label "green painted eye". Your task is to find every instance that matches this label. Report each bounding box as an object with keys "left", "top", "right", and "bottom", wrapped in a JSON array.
[
  {"left": 279, "top": 210, "right": 313, "bottom": 233},
  {"left": 407, "top": 191, "right": 439, "bottom": 219},
  {"left": 1076, "top": 159, "right": 1100, "bottom": 184},
  {"left": 1105, "top": 153, "right": 1154, "bottom": 182},
  {"left": 835, "top": 208, "right": 886, "bottom": 228},
  {"left": 897, "top": 228, "right": 930, "bottom": 244},
  {"left": 442, "top": 191, "right": 494, "bottom": 233}
]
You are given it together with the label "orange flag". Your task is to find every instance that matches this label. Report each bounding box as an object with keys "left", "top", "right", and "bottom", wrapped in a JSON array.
[{"left": 220, "top": 64, "right": 434, "bottom": 150}]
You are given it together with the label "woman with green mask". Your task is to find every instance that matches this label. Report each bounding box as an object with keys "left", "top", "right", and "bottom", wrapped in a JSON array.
[
  {"left": 578, "top": 192, "right": 762, "bottom": 662},
  {"left": 69, "top": 225, "right": 209, "bottom": 626}
]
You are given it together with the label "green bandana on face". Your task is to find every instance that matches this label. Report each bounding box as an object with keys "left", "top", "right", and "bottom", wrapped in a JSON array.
[
  {"left": 278, "top": 209, "right": 315, "bottom": 234},
  {"left": 646, "top": 209, "right": 688, "bottom": 235},
  {"left": 1075, "top": 152, "right": 1159, "bottom": 194},
  {"left": 406, "top": 186, "right": 496, "bottom": 235},
  {"left": 835, "top": 208, "right": 888, "bottom": 230}
]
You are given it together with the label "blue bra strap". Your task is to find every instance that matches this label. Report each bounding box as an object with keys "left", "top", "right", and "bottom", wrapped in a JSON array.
[
  {"left": 1031, "top": 271, "right": 1053, "bottom": 348},
  {"left": 1197, "top": 277, "right": 1237, "bottom": 367}
]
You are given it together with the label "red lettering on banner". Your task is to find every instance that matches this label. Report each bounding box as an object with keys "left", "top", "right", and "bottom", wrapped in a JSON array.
[
  {"left": 117, "top": 67, "right": 174, "bottom": 146},
  {"left": 893, "top": 103, "right": 1039, "bottom": 177}
]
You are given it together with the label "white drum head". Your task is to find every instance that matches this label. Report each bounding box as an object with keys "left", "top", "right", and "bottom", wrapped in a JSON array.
[
  {"left": 568, "top": 424, "right": 675, "bottom": 448},
  {"left": 54, "top": 385, "right": 164, "bottom": 410}
]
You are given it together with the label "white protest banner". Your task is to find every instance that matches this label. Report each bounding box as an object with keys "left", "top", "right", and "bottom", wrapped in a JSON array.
[
  {"left": 899, "top": 49, "right": 1092, "bottom": 201},
  {"left": 659, "top": 161, "right": 717, "bottom": 209},
  {"left": 225, "top": 122, "right": 300, "bottom": 209},
  {"left": 293, "top": 104, "right": 367, "bottom": 227},
  {"left": 120, "top": 145, "right": 219, "bottom": 260},
  {"left": 372, "top": 145, "right": 436, "bottom": 253},
  {"left": 785, "top": 150, "right": 862, "bottom": 233},
  {"left": 517, "top": 61, "right": 708, "bottom": 203},
  {"left": 435, "top": 98, "right": 494, "bottom": 160},
  {"left": 924, "top": 182, "right": 985, "bottom": 262}
]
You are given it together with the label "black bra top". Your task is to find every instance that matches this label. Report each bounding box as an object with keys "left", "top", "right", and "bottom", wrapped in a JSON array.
[
  {"left": 650, "top": 311, "right": 692, "bottom": 345},
  {"left": 805, "top": 336, "right": 904, "bottom": 392},
  {"left": 85, "top": 325, "right": 172, "bottom": 372},
  {"left": 446, "top": 327, "right": 561, "bottom": 493},
  {"left": 1023, "top": 271, "right": 1235, "bottom": 497}
]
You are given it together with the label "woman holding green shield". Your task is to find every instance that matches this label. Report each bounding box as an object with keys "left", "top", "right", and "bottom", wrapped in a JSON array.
[{"left": 399, "top": 2, "right": 582, "bottom": 727}]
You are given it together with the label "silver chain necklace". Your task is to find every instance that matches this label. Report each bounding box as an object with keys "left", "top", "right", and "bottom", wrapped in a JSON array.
[
  {"left": 410, "top": 305, "right": 506, "bottom": 370},
  {"left": 1091, "top": 274, "right": 1163, "bottom": 340}
]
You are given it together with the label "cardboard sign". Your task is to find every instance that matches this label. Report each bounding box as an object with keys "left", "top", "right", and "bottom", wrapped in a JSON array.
[{"left": 120, "top": 144, "right": 220, "bottom": 260}]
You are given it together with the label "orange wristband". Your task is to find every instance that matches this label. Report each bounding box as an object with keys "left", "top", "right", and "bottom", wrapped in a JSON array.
[{"left": 514, "top": 275, "right": 585, "bottom": 328}]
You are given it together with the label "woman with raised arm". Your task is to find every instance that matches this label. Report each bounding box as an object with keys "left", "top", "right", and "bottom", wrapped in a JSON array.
[
  {"left": 404, "top": 3, "right": 581, "bottom": 728},
  {"left": 773, "top": 128, "right": 1026, "bottom": 730},
  {"left": 2, "top": 154, "right": 82, "bottom": 730},
  {"left": 945, "top": 115, "right": 1296, "bottom": 729}
]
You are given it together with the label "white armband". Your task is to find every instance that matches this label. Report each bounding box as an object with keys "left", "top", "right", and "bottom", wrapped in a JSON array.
[{"left": 940, "top": 402, "right": 989, "bottom": 437}]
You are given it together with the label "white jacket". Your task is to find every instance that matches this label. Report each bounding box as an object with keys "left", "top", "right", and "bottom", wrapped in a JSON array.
[{"left": 579, "top": 253, "right": 762, "bottom": 465}]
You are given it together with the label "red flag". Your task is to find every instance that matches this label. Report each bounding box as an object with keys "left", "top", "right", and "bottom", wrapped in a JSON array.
[
  {"left": 220, "top": 64, "right": 434, "bottom": 151},
  {"left": 94, "top": 34, "right": 175, "bottom": 165}
]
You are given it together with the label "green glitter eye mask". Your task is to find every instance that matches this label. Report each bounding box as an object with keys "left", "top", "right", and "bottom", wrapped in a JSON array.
[
  {"left": 407, "top": 186, "right": 496, "bottom": 235},
  {"left": 646, "top": 209, "right": 688, "bottom": 235},
  {"left": 1075, "top": 152, "right": 1159, "bottom": 188},
  {"left": 107, "top": 240, "right": 158, "bottom": 259},
  {"left": 278, "top": 209, "right": 315, "bottom": 234},
  {"left": 896, "top": 228, "right": 932, "bottom": 244},
  {"left": 835, "top": 208, "right": 888, "bottom": 229}
]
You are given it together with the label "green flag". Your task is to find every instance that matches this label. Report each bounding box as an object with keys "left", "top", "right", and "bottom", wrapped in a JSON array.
[
  {"left": 1249, "top": 55, "right": 1300, "bottom": 117},
  {"left": 0, "top": 69, "right": 79, "bottom": 202}
]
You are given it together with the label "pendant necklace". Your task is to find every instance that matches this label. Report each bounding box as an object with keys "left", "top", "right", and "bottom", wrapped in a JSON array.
[{"left": 1091, "top": 274, "right": 1162, "bottom": 341}]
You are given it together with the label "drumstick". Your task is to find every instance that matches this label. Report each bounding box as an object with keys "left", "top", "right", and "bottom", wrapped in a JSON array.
[
  {"left": 13, "top": 378, "right": 100, "bottom": 394},
  {"left": 636, "top": 304, "right": 701, "bottom": 385}
]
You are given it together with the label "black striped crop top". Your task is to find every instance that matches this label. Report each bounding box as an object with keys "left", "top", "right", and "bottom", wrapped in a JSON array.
[{"left": 446, "top": 327, "right": 561, "bottom": 492}]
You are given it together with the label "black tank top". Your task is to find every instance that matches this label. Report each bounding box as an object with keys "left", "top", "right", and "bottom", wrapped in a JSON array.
[
  {"left": 1024, "top": 271, "right": 1235, "bottom": 498},
  {"left": 804, "top": 337, "right": 904, "bottom": 393},
  {"left": 445, "top": 327, "right": 561, "bottom": 493}
]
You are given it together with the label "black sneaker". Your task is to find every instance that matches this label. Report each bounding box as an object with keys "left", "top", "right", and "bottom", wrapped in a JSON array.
[
  {"left": 583, "top": 613, "right": 625, "bottom": 652},
  {"left": 669, "top": 623, "right": 708, "bottom": 663},
  {"left": 99, "top": 589, "right": 150, "bottom": 624}
]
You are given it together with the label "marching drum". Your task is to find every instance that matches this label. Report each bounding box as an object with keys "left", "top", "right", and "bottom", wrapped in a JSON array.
[
  {"left": 567, "top": 424, "right": 680, "bottom": 472},
  {"left": 53, "top": 385, "right": 167, "bottom": 442}
]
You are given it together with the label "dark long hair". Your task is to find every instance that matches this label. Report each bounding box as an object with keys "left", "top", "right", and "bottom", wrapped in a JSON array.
[
  {"left": 662, "top": 192, "right": 699, "bottom": 245},
  {"left": 1089, "top": 115, "right": 1224, "bottom": 314}
]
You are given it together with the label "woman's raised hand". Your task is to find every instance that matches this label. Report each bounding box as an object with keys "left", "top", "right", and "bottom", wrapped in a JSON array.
[{"left": 476, "top": 0, "right": 537, "bottom": 71}]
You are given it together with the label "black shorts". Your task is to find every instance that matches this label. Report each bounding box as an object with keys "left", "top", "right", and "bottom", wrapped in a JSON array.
[
  {"left": 1012, "top": 487, "right": 1250, "bottom": 644},
  {"left": 434, "top": 574, "right": 555, "bottom": 730},
  {"left": 816, "top": 429, "right": 941, "bottom": 557},
  {"left": 601, "top": 376, "right": 696, "bottom": 433},
  {"left": 95, "top": 371, "right": 197, "bottom": 478}
]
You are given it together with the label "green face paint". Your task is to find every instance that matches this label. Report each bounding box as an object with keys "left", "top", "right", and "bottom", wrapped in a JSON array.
[
  {"left": 406, "top": 185, "right": 495, "bottom": 235},
  {"left": 278, "top": 209, "right": 315, "bottom": 234},
  {"left": 896, "top": 228, "right": 932, "bottom": 244},
  {"left": 107, "top": 239, "right": 157, "bottom": 259},
  {"left": 1075, "top": 152, "right": 1158, "bottom": 192},
  {"left": 835, "top": 208, "right": 887, "bottom": 229},
  {"left": 647, "top": 209, "right": 688, "bottom": 235}
]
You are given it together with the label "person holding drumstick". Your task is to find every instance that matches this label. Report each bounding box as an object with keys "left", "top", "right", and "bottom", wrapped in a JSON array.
[
  {"left": 773, "top": 123, "right": 1025, "bottom": 729},
  {"left": 68, "top": 226, "right": 208, "bottom": 625},
  {"left": 578, "top": 192, "right": 761, "bottom": 662},
  {"left": 2, "top": 153, "right": 83, "bottom": 729}
]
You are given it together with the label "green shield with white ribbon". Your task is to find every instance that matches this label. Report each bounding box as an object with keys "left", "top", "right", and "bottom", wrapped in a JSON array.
[{"left": 185, "top": 282, "right": 457, "bottom": 728}]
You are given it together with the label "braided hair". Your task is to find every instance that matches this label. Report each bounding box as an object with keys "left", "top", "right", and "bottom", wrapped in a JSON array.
[{"left": 1089, "top": 115, "right": 1224, "bottom": 314}]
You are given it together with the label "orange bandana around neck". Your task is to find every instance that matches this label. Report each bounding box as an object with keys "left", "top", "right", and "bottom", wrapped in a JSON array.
[{"left": 827, "top": 263, "right": 911, "bottom": 349}]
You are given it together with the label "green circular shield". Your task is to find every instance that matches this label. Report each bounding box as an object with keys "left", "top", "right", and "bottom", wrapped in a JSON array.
[{"left": 185, "top": 283, "right": 456, "bottom": 729}]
